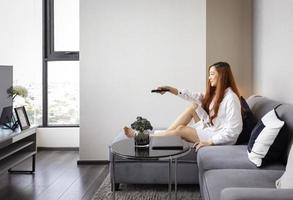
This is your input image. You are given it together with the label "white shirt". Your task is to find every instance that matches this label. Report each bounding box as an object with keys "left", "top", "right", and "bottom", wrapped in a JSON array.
[{"left": 178, "top": 87, "right": 243, "bottom": 145}]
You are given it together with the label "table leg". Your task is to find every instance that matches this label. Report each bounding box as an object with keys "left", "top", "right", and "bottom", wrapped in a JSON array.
[
  {"left": 168, "top": 157, "right": 172, "bottom": 200},
  {"left": 112, "top": 152, "right": 115, "bottom": 200},
  {"left": 175, "top": 158, "right": 177, "bottom": 200}
]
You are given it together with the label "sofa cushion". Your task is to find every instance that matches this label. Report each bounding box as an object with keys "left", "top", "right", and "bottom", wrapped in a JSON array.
[
  {"left": 247, "top": 96, "right": 293, "bottom": 164},
  {"left": 276, "top": 145, "right": 293, "bottom": 189},
  {"left": 197, "top": 145, "right": 285, "bottom": 198},
  {"left": 221, "top": 188, "right": 293, "bottom": 200},
  {"left": 235, "top": 96, "right": 257, "bottom": 145},
  {"left": 203, "top": 169, "right": 283, "bottom": 200},
  {"left": 247, "top": 108, "right": 285, "bottom": 167},
  {"left": 197, "top": 145, "right": 285, "bottom": 173}
]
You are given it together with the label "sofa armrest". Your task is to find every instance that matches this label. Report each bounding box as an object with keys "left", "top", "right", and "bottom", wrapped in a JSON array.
[{"left": 221, "top": 187, "right": 293, "bottom": 200}]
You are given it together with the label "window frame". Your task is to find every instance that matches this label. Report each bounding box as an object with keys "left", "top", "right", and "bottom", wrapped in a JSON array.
[{"left": 42, "top": 0, "right": 80, "bottom": 127}]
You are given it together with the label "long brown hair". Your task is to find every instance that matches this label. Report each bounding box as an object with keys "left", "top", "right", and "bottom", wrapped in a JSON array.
[{"left": 202, "top": 62, "right": 240, "bottom": 124}]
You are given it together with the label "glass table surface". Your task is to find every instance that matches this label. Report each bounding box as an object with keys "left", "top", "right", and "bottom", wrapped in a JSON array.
[{"left": 111, "top": 137, "right": 191, "bottom": 160}]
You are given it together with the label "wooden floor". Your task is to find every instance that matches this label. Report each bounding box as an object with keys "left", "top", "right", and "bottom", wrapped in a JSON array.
[{"left": 0, "top": 150, "right": 108, "bottom": 200}]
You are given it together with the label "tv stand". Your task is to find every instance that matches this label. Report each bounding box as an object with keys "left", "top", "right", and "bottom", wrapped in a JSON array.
[{"left": 0, "top": 126, "right": 37, "bottom": 174}]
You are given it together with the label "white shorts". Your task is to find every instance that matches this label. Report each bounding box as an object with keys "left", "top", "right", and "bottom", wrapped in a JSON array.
[{"left": 189, "top": 122, "right": 215, "bottom": 141}]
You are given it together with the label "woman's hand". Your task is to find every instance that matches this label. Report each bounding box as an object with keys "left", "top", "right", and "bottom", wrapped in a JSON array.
[
  {"left": 193, "top": 140, "right": 213, "bottom": 151},
  {"left": 157, "top": 86, "right": 178, "bottom": 95}
]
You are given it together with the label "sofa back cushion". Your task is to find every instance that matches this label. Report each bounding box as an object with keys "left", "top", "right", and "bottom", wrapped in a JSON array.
[
  {"left": 247, "top": 108, "right": 285, "bottom": 167},
  {"left": 247, "top": 95, "right": 293, "bottom": 164},
  {"left": 236, "top": 96, "right": 258, "bottom": 145}
]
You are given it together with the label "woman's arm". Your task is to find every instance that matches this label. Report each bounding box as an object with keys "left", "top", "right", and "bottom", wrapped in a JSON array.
[
  {"left": 158, "top": 86, "right": 203, "bottom": 103},
  {"left": 157, "top": 86, "right": 178, "bottom": 95}
]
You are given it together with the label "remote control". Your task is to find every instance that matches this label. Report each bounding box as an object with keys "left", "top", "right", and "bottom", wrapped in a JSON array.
[{"left": 151, "top": 89, "right": 170, "bottom": 93}]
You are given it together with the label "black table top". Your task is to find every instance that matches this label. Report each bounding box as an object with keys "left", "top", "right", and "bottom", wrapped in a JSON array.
[{"left": 111, "top": 137, "right": 191, "bottom": 160}]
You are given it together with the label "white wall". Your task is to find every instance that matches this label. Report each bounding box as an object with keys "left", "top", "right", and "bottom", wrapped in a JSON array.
[
  {"left": 80, "top": 0, "right": 206, "bottom": 160},
  {"left": 37, "top": 128, "right": 79, "bottom": 147},
  {"left": 0, "top": 0, "right": 42, "bottom": 84},
  {"left": 0, "top": 0, "right": 42, "bottom": 66},
  {"left": 253, "top": 0, "right": 293, "bottom": 103}
]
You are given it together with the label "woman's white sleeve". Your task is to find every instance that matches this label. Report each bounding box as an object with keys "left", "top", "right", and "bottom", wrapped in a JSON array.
[
  {"left": 177, "top": 89, "right": 203, "bottom": 104},
  {"left": 211, "top": 96, "right": 243, "bottom": 145}
]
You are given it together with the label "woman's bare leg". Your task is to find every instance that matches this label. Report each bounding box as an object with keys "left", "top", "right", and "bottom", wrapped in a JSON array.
[
  {"left": 155, "top": 125, "right": 200, "bottom": 143},
  {"left": 123, "top": 103, "right": 200, "bottom": 138},
  {"left": 167, "top": 103, "right": 200, "bottom": 130}
]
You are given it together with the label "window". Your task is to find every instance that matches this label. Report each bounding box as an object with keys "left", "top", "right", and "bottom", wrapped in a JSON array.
[
  {"left": 48, "top": 61, "right": 79, "bottom": 125},
  {"left": 53, "top": 0, "right": 79, "bottom": 51},
  {"left": 43, "top": 0, "right": 79, "bottom": 126}
]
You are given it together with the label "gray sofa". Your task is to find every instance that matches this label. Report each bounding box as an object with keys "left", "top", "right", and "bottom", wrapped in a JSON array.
[
  {"left": 109, "top": 95, "right": 293, "bottom": 200},
  {"left": 197, "top": 95, "right": 293, "bottom": 200}
]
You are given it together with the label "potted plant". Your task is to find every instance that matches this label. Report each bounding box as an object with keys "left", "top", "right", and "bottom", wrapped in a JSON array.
[
  {"left": 131, "top": 116, "right": 153, "bottom": 148},
  {"left": 7, "top": 85, "right": 28, "bottom": 100},
  {"left": 3, "top": 86, "right": 29, "bottom": 130}
]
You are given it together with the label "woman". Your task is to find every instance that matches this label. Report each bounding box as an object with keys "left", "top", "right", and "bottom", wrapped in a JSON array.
[{"left": 124, "top": 62, "right": 243, "bottom": 150}]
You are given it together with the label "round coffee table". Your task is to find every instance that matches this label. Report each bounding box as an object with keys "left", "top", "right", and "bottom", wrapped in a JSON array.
[{"left": 110, "top": 137, "right": 191, "bottom": 200}]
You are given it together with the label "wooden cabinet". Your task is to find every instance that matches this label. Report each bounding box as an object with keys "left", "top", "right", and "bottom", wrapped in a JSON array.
[{"left": 0, "top": 126, "right": 37, "bottom": 174}]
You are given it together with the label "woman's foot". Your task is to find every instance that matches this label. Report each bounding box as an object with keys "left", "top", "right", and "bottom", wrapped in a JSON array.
[{"left": 123, "top": 126, "right": 135, "bottom": 138}]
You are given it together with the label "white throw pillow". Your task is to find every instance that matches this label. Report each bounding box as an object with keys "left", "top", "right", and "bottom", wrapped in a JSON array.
[
  {"left": 247, "top": 109, "right": 285, "bottom": 167},
  {"left": 276, "top": 145, "right": 293, "bottom": 189}
]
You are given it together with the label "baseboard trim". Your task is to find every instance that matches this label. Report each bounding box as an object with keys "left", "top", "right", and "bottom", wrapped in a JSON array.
[
  {"left": 37, "top": 147, "right": 79, "bottom": 151},
  {"left": 77, "top": 160, "right": 110, "bottom": 165}
]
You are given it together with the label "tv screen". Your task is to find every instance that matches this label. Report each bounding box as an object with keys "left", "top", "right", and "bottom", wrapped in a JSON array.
[{"left": 0, "top": 65, "right": 13, "bottom": 126}]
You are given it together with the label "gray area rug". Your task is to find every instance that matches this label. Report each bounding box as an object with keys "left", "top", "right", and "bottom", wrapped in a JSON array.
[{"left": 92, "top": 174, "right": 201, "bottom": 200}]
